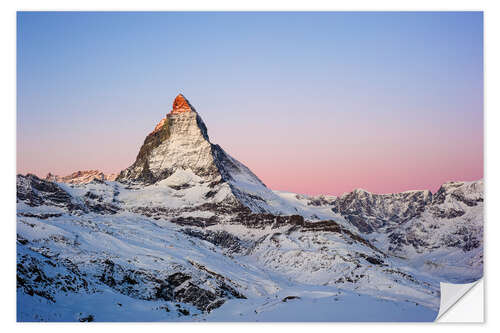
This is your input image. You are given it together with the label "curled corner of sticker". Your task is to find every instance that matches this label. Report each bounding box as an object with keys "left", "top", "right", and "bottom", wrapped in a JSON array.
[{"left": 436, "top": 279, "right": 483, "bottom": 322}]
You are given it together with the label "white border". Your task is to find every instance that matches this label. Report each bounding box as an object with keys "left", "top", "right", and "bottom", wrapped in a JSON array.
[{"left": 2, "top": 0, "right": 498, "bottom": 331}]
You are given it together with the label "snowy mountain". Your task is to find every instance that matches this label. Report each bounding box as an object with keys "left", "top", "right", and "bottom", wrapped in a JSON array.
[
  {"left": 116, "top": 94, "right": 298, "bottom": 215},
  {"left": 45, "top": 170, "right": 118, "bottom": 184},
  {"left": 16, "top": 94, "right": 483, "bottom": 322},
  {"left": 275, "top": 181, "right": 483, "bottom": 283}
]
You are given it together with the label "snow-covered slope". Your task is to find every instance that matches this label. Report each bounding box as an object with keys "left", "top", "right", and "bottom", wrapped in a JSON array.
[{"left": 17, "top": 174, "right": 441, "bottom": 322}]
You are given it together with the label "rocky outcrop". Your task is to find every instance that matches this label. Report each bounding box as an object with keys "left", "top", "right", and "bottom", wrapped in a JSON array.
[
  {"left": 17, "top": 240, "right": 244, "bottom": 314},
  {"left": 17, "top": 174, "right": 76, "bottom": 209},
  {"left": 17, "top": 174, "right": 119, "bottom": 215},
  {"left": 17, "top": 246, "right": 92, "bottom": 303},
  {"left": 182, "top": 229, "right": 246, "bottom": 253},
  {"left": 331, "top": 189, "right": 432, "bottom": 233}
]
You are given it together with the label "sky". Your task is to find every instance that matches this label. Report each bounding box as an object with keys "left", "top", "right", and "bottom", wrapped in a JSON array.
[{"left": 17, "top": 12, "right": 483, "bottom": 196}]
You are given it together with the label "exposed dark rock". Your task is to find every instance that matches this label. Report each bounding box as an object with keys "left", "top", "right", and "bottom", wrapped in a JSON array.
[
  {"left": 18, "top": 212, "right": 63, "bottom": 219},
  {"left": 342, "top": 215, "right": 375, "bottom": 233},
  {"left": 116, "top": 116, "right": 172, "bottom": 184},
  {"left": 17, "top": 234, "right": 29, "bottom": 245},
  {"left": 170, "top": 216, "right": 219, "bottom": 228},
  {"left": 169, "top": 183, "right": 193, "bottom": 190},
  {"left": 84, "top": 191, "right": 102, "bottom": 201},
  {"left": 85, "top": 201, "right": 120, "bottom": 215},
  {"left": 178, "top": 308, "right": 190, "bottom": 316},
  {"left": 78, "top": 315, "right": 94, "bottom": 322},
  {"left": 282, "top": 296, "right": 301, "bottom": 302},
  {"left": 17, "top": 246, "right": 91, "bottom": 303},
  {"left": 330, "top": 189, "right": 431, "bottom": 234},
  {"left": 358, "top": 253, "right": 384, "bottom": 265},
  {"left": 440, "top": 226, "right": 481, "bottom": 252},
  {"left": 17, "top": 174, "right": 77, "bottom": 210},
  {"left": 430, "top": 207, "right": 465, "bottom": 219},
  {"left": 307, "top": 196, "right": 335, "bottom": 207},
  {"left": 167, "top": 272, "right": 191, "bottom": 288},
  {"left": 299, "top": 220, "right": 384, "bottom": 254},
  {"left": 174, "top": 282, "right": 217, "bottom": 311},
  {"left": 204, "top": 190, "right": 218, "bottom": 198},
  {"left": 182, "top": 229, "right": 245, "bottom": 253},
  {"left": 17, "top": 175, "right": 120, "bottom": 216}
]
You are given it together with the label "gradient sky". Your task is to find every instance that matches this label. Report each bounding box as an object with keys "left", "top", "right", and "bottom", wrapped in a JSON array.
[{"left": 17, "top": 12, "right": 483, "bottom": 196}]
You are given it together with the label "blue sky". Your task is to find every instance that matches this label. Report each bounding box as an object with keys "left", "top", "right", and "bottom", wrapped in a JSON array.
[{"left": 17, "top": 12, "right": 483, "bottom": 195}]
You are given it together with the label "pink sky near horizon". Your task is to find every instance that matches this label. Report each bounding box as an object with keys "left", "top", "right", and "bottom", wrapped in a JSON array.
[
  {"left": 18, "top": 134, "right": 483, "bottom": 196},
  {"left": 17, "top": 95, "right": 483, "bottom": 196}
]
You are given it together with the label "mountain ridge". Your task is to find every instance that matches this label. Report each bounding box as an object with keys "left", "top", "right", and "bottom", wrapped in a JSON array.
[{"left": 44, "top": 170, "right": 118, "bottom": 184}]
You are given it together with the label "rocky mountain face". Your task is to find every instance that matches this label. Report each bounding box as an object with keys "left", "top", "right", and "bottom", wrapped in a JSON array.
[
  {"left": 45, "top": 170, "right": 117, "bottom": 184},
  {"left": 116, "top": 94, "right": 293, "bottom": 214},
  {"left": 117, "top": 94, "right": 214, "bottom": 184},
  {"left": 286, "top": 180, "right": 484, "bottom": 282},
  {"left": 325, "top": 182, "right": 482, "bottom": 235},
  {"left": 16, "top": 94, "right": 483, "bottom": 322},
  {"left": 330, "top": 189, "right": 432, "bottom": 233}
]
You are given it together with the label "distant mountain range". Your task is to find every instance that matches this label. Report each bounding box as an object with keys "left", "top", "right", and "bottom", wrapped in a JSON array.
[
  {"left": 45, "top": 170, "right": 118, "bottom": 184},
  {"left": 17, "top": 94, "right": 483, "bottom": 322}
]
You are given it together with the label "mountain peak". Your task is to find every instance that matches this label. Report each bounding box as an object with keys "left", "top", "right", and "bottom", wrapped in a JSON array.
[
  {"left": 171, "top": 94, "right": 194, "bottom": 114},
  {"left": 116, "top": 94, "right": 284, "bottom": 213}
]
